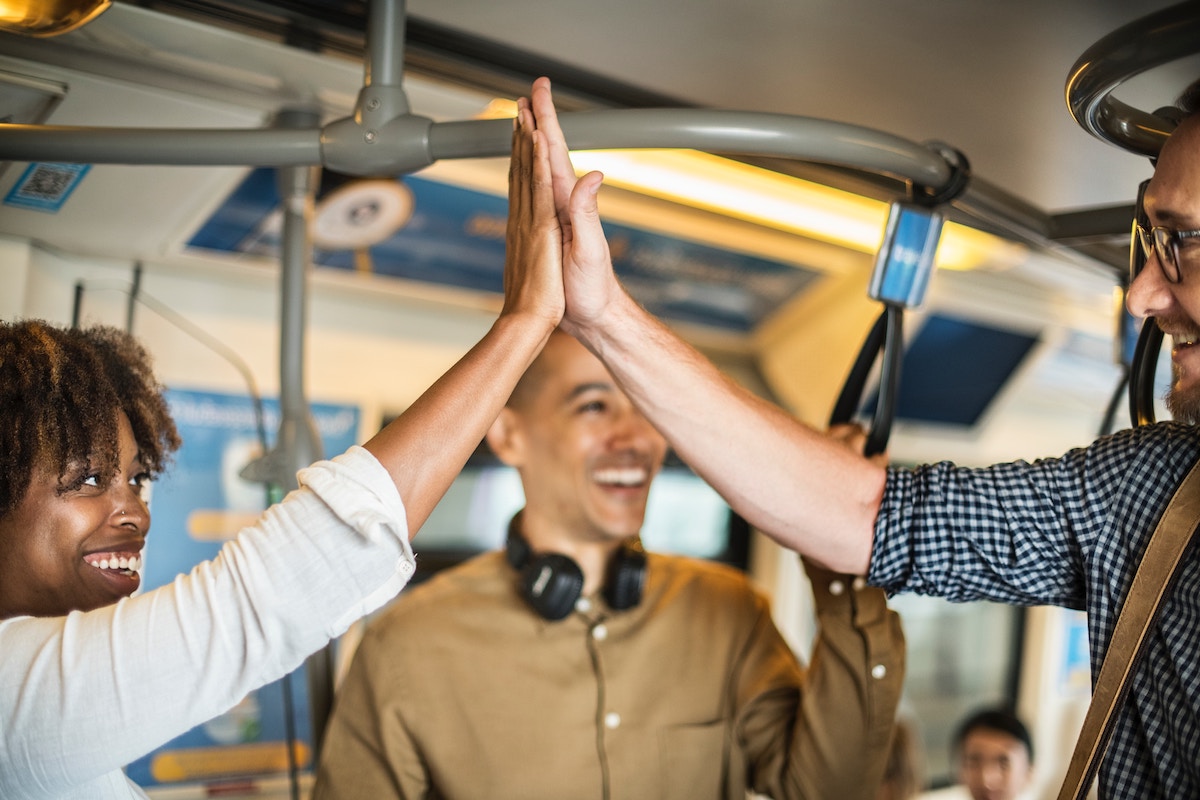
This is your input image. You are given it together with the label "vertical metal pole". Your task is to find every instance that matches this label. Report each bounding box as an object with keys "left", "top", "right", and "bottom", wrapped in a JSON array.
[
  {"left": 274, "top": 107, "right": 333, "bottom": 760},
  {"left": 71, "top": 282, "right": 83, "bottom": 328},
  {"left": 274, "top": 120, "right": 325, "bottom": 490},
  {"left": 126, "top": 262, "right": 142, "bottom": 333},
  {"left": 366, "top": 0, "right": 406, "bottom": 90}
]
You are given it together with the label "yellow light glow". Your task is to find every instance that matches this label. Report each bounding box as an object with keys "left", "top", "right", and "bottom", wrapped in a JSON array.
[
  {"left": 936, "top": 222, "right": 1027, "bottom": 272},
  {"left": 480, "top": 98, "right": 1018, "bottom": 273},
  {"left": 0, "top": 0, "right": 111, "bottom": 36},
  {"left": 570, "top": 149, "right": 888, "bottom": 253}
]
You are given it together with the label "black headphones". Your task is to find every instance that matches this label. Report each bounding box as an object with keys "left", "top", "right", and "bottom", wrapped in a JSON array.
[{"left": 505, "top": 517, "right": 646, "bottom": 621}]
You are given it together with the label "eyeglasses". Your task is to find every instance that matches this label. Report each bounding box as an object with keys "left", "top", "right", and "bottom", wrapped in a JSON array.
[{"left": 1132, "top": 221, "right": 1200, "bottom": 284}]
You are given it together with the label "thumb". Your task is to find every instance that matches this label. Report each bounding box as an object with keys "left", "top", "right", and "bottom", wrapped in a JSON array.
[{"left": 567, "top": 171, "right": 608, "bottom": 264}]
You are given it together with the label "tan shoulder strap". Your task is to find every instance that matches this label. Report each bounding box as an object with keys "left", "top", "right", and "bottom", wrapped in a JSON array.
[{"left": 1057, "top": 457, "right": 1200, "bottom": 800}]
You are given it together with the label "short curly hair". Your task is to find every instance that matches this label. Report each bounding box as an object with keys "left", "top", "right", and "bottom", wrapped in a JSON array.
[
  {"left": 1181, "top": 77, "right": 1200, "bottom": 119},
  {"left": 0, "top": 319, "right": 182, "bottom": 518}
]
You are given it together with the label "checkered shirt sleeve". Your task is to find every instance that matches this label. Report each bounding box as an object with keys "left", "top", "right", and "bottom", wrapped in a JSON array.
[{"left": 869, "top": 421, "right": 1200, "bottom": 798}]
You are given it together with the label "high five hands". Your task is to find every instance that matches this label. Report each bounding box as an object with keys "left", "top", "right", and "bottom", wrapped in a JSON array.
[
  {"left": 502, "top": 91, "right": 566, "bottom": 331},
  {"left": 524, "top": 77, "right": 630, "bottom": 338}
]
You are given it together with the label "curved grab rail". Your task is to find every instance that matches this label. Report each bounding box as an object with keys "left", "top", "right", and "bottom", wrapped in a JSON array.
[
  {"left": 0, "top": 108, "right": 954, "bottom": 194},
  {"left": 1065, "top": 1, "right": 1200, "bottom": 157},
  {"left": 0, "top": 0, "right": 957, "bottom": 205},
  {"left": 0, "top": 0, "right": 1068, "bottom": 256},
  {"left": 431, "top": 109, "right": 953, "bottom": 188}
]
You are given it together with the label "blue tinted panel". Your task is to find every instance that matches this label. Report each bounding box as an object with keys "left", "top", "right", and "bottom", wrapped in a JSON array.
[
  {"left": 187, "top": 169, "right": 821, "bottom": 332},
  {"left": 863, "top": 313, "right": 1039, "bottom": 427}
]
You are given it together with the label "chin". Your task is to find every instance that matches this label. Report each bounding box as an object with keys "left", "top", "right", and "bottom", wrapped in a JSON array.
[
  {"left": 1166, "top": 385, "right": 1200, "bottom": 425},
  {"left": 600, "top": 525, "right": 642, "bottom": 542},
  {"left": 598, "top": 518, "right": 646, "bottom": 542}
]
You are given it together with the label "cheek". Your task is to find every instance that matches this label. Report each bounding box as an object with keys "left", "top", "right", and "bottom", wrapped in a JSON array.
[
  {"left": 0, "top": 503, "right": 47, "bottom": 564},
  {"left": 1175, "top": 292, "right": 1200, "bottom": 320},
  {"left": 546, "top": 429, "right": 599, "bottom": 465},
  {"left": 6, "top": 517, "right": 64, "bottom": 576},
  {"left": 649, "top": 435, "right": 668, "bottom": 463},
  {"left": 0, "top": 511, "right": 74, "bottom": 615},
  {"left": 17, "top": 502, "right": 96, "bottom": 570}
]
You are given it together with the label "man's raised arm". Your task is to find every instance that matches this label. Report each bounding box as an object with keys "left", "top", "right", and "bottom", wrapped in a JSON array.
[{"left": 530, "top": 77, "right": 884, "bottom": 574}]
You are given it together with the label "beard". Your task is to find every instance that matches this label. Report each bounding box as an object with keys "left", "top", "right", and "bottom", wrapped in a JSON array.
[
  {"left": 1166, "top": 365, "right": 1200, "bottom": 425},
  {"left": 1156, "top": 315, "right": 1200, "bottom": 425}
]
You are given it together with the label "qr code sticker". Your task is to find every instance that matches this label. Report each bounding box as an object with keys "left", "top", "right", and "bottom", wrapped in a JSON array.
[{"left": 5, "top": 162, "right": 91, "bottom": 213}]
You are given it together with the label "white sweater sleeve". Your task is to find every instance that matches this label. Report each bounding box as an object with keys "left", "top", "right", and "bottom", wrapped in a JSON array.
[{"left": 0, "top": 446, "right": 415, "bottom": 798}]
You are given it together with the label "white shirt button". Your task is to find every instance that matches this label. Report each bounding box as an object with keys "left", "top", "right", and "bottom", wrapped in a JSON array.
[
  {"left": 852, "top": 577, "right": 866, "bottom": 591},
  {"left": 871, "top": 663, "right": 887, "bottom": 680},
  {"left": 828, "top": 580, "right": 845, "bottom": 596},
  {"left": 592, "top": 623, "right": 609, "bottom": 641},
  {"left": 604, "top": 712, "right": 621, "bottom": 729},
  {"left": 575, "top": 596, "right": 593, "bottom": 614}
]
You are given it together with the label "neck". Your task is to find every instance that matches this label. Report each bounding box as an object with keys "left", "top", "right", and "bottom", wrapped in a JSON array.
[{"left": 515, "top": 512, "right": 631, "bottom": 596}]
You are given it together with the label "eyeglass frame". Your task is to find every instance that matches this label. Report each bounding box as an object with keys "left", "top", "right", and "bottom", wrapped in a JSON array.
[{"left": 1132, "top": 221, "right": 1200, "bottom": 284}]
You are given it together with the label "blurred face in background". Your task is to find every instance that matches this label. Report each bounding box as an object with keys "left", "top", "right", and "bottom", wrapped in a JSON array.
[{"left": 958, "top": 727, "right": 1033, "bottom": 800}]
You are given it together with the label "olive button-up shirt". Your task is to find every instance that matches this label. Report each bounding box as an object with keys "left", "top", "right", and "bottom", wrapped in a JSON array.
[{"left": 315, "top": 551, "right": 904, "bottom": 799}]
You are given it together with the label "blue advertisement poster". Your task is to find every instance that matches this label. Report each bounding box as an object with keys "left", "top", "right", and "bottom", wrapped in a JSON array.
[
  {"left": 188, "top": 169, "right": 821, "bottom": 333},
  {"left": 125, "top": 388, "right": 360, "bottom": 791}
]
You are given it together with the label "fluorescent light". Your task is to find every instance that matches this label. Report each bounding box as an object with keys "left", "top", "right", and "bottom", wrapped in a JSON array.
[
  {"left": 936, "top": 222, "right": 1027, "bottom": 272},
  {"left": 479, "top": 98, "right": 1020, "bottom": 273},
  {"left": 570, "top": 148, "right": 888, "bottom": 253}
]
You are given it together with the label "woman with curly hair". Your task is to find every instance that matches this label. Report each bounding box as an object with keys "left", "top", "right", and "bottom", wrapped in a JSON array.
[{"left": 0, "top": 88, "right": 564, "bottom": 799}]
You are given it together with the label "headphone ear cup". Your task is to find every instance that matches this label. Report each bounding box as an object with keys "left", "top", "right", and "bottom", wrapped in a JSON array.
[
  {"left": 604, "top": 545, "right": 646, "bottom": 611},
  {"left": 520, "top": 553, "right": 584, "bottom": 621},
  {"left": 506, "top": 527, "right": 532, "bottom": 570}
]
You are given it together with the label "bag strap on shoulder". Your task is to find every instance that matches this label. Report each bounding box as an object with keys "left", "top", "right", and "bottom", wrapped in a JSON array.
[{"left": 1056, "top": 456, "right": 1200, "bottom": 800}]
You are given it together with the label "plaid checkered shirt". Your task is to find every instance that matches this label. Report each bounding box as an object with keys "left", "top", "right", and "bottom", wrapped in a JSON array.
[{"left": 869, "top": 421, "right": 1200, "bottom": 798}]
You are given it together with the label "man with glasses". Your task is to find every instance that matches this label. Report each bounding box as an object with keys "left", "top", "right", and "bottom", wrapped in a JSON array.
[
  {"left": 1134, "top": 220, "right": 1200, "bottom": 284},
  {"left": 531, "top": 71, "right": 1200, "bottom": 799}
]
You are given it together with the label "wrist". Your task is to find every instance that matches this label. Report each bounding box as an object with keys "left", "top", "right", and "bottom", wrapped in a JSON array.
[
  {"left": 563, "top": 287, "right": 639, "bottom": 352},
  {"left": 490, "top": 308, "right": 558, "bottom": 357}
]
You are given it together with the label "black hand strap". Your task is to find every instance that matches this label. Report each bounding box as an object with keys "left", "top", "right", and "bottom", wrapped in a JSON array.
[
  {"left": 1128, "top": 319, "right": 1162, "bottom": 428},
  {"left": 829, "top": 305, "right": 903, "bottom": 457}
]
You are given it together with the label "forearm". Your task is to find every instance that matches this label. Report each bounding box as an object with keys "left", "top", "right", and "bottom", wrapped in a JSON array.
[
  {"left": 364, "top": 311, "right": 554, "bottom": 536},
  {"left": 0, "top": 449, "right": 415, "bottom": 796},
  {"left": 571, "top": 292, "right": 883, "bottom": 573},
  {"left": 366, "top": 88, "right": 564, "bottom": 536},
  {"left": 780, "top": 561, "right": 905, "bottom": 800}
]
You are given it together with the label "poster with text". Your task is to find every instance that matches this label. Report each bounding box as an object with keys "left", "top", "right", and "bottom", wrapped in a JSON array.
[{"left": 125, "top": 388, "right": 360, "bottom": 791}]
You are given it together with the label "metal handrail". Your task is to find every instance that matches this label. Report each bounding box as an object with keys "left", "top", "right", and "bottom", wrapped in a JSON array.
[
  {"left": 1065, "top": 1, "right": 1200, "bottom": 158},
  {"left": 0, "top": 106, "right": 955, "bottom": 193},
  {"left": 0, "top": 0, "right": 962, "bottom": 213}
]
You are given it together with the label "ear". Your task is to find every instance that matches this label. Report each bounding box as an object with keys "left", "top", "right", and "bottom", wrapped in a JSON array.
[{"left": 486, "top": 407, "right": 527, "bottom": 467}]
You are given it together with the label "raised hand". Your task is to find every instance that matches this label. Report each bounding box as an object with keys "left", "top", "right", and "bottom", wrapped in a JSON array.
[
  {"left": 527, "top": 77, "right": 627, "bottom": 337},
  {"left": 502, "top": 92, "right": 565, "bottom": 329}
]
